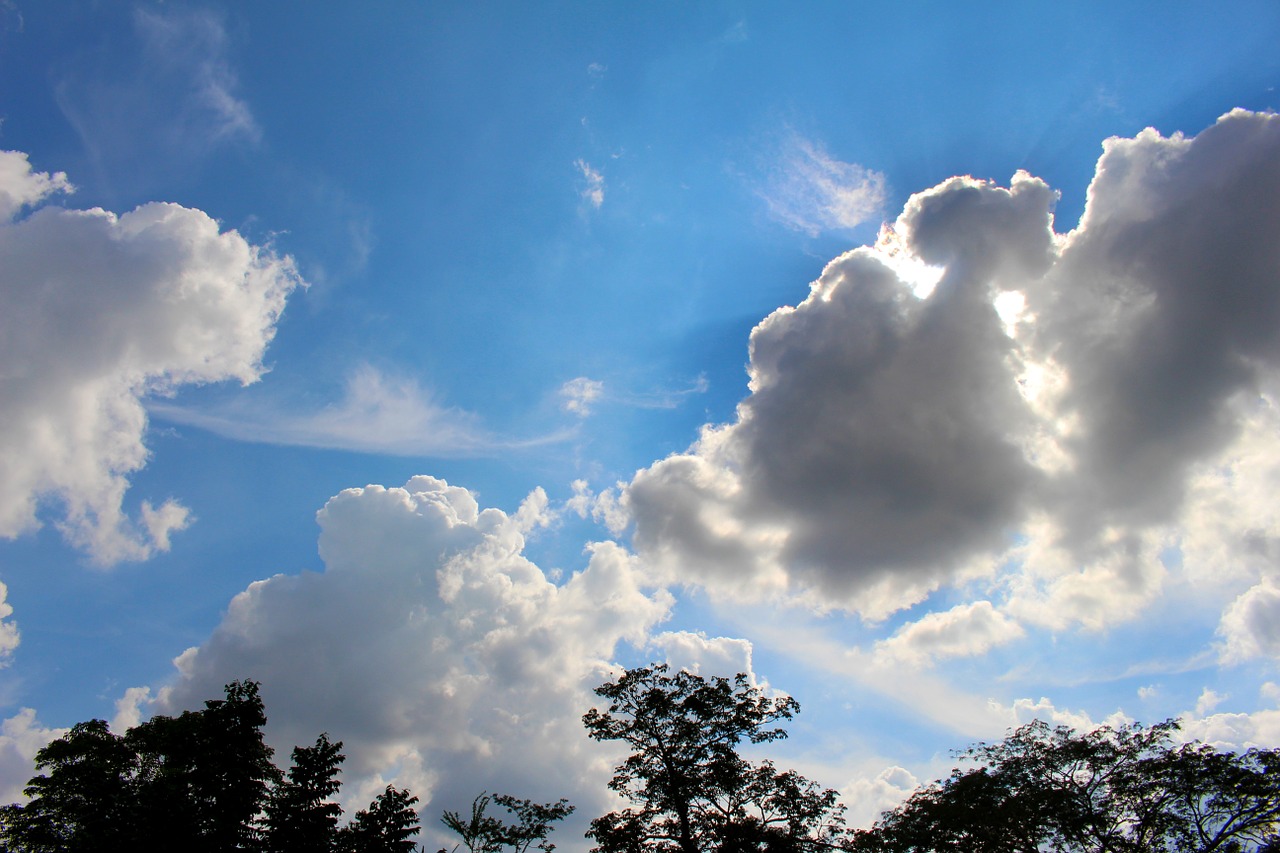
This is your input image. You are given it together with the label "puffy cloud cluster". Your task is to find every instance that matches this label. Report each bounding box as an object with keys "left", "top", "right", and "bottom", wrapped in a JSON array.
[
  {"left": 624, "top": 110, "right": 1280, "bottom": 649},
  {"left": 143, "top": 476, "right": 673, "bottom": 817},
  {"left": 0, "top": 150, "right": 301, "bottom": 564}
]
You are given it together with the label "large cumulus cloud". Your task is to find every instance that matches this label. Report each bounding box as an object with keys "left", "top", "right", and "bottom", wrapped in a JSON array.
[
  {"left": 141, "top": 476, "right": 674, "bottom": 822},
  {"left": 624, "top": 110, "right": 1280, "bottom": 629},
  {"left": 0, "top": 150, "right": 301, "bottom": 564}
]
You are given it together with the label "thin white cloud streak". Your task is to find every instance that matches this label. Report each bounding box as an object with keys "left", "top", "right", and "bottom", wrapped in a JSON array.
[
  {"left": 152, "top": 366, "right": 572, "bottom": 457},
  {"left": 759, "top": 133, "right": 887, "bottom": 236},
  {"left": 0, "top": 151, "right": 301, "bottom": 565},
  {"left": 559, "top": 375, "right": 709, "bottom": 418}
]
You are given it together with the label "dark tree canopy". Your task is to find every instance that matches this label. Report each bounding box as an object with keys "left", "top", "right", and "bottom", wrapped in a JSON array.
[
  {"left": 341, "top": 784, "right": 422, "bottom": 853},
  {"left": 851, "top": 718, "right": 1280, "bottom": 853},
  {"left": 583, "top": 664, "right": 849, "bottom": 853},
  {"left": 0, "top": 681, "right": 422, "bottom": 853},
  {"left": 441, "top": 791, "right": 575, "bottom": 853},
  {"left": 263, "top": 732, "right": 346, "bottom": 852}
]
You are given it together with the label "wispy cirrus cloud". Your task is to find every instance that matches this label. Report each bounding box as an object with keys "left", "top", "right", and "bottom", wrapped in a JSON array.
[
  {"left": 559, "top": 375, "right": 708, "bottom": 418},
  {"left": 55, "top": 6, "right": 259, "bottom": 195},
  {"left": 150, "top": 366, "right": 543, "bottom": 458},
  {"left": 575, "top": 159, "right": 605, "bottom": 209},
  {"left": 758, "top": 133, "right": 887, "bottom": 236}
]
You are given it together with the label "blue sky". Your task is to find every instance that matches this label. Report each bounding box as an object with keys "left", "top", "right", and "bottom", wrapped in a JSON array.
[{"left": 2, "top": 0, "right": 1280, "bottom": 842}]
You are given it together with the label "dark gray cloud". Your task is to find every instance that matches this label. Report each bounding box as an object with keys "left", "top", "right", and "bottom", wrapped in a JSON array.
[{"left": 624, "top": 110, "right": 1280, "bottom": 622}]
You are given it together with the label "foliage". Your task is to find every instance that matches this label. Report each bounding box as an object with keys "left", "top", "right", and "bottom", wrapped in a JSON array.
[
  {"left": 128, "top": 678, "right": 279, "bottom": 850},
  {"left": 0, "top": 719, "right": 136, "bottom": 852},
  {"left": 340, "top": 784, "right": 422, "bottom": 853},
  {"left": 0, "top": 681, "right": 422, "bottom": 853},
  {"left": 441, "top": 791, "right": 575, "bottom": 853},
  {"left": 263, "top": 732, "right": 346, "bottom": 852},
  {"left": 582, "top": 664, "right": 849, "bottom": 853},
  {"left": 850, "top": 718, "right": 1280, "bottom": 853}
]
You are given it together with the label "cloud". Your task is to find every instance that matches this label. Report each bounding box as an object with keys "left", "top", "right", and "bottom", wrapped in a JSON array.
[
  {"left": 872, "top": 601, "right": 1024, "bottom": 668},
  {"left": 575, "top": 159, "right": 605, "bottom": 209},
  {"left": 0, "top": 582, "right": 19, "bottom": 666},
  {"left": 0, "top": 150, "right": 301, "bottom": 564},
  {"left": 759, "top": 134, "right": 887, "bottom": 236},
  {"left": 558, "top": 375, "right": 708, "bottom": 418},
  {"left": 0, "top": 151, "right": 71, "bottom": 221},
  {"left": 151, "top": 366, "right": 505, "bottom": 458},
  {"left": 561, "top": 377, "right": 604, "bottom": 416},
  {"left": 138, "top": 476, "right": 673, "bottom": 822},
  {"left": 1218, "top": 578, "right": 1280, "bottom": 662},
  {"left": 0, "top": 709, "right": 64, "bottom": 804},
  {"left": 624, "top": 110, "right": 1280, "bottom": 625},
  {"left": 55, "top": 6, "right": 258, "bottom": 191},
  {"left": 651, "top": 631, "right": 758, "bottom": 683},
  {"left": 841, "top": 765, "right": 918, "bottom": 830}
]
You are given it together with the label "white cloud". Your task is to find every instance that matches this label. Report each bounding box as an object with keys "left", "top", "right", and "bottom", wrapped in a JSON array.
[
  {"left": 625, "top": 110, "right": 1280, "bottom": 628},
  {"left": 1194, "top": 687, "right": 1228, "bottom": 717},
  {"left": 575, "top": 159, "right": 605, "bottom": 209},
  {"left": 841, "top": 765, "right": 918, "bottom": 830},
  {"left": 561, "top": 377, "right": 604, "bottom": 416},
  {"left": 651, "top": 631, "right": 758, "bottom": 683},
  {"left": 0, "top": 151, "right": 72, "bottom": 221},
  {"left": 0, "top": 582, "right": 19, "bottom": 666},
  {"left": 873, "top": 601, "right": 1024, "bottom": 668},
  {"left": 140, "top": 476, "right": 673, "bottom": 821},
  {"left": 0, "top": 709, "right": 64, "bottom": 804},
  {"left": 151, "top": 365, "right": 504, "bottom": 458},
  {"left": 558, "top": 374, "right": 708, "bottom": 418},
  {"left": 1218, "top": 577, "right": 1280, "bottom": 662},
  {"left": 759, "top": 134, "right": 887, "bottom": 236},
  {"left": 0, "top": 152, "right": 301, "bottom": 564}
]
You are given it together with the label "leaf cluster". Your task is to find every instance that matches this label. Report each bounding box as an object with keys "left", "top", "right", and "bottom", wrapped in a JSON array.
[{"left": 850, "top": 718, "right": 1280, "bottom": 853}]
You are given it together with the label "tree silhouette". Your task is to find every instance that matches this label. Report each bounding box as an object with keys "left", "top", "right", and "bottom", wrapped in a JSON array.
[
  {"left": 128, "top": 679, "right": 278, "bottom": 850},
  {"left": 442, "top": 791, "right": 574, "bottom": 853},
  {"left": 340, "top": 784, "right": 422, "bottom": 852},
  {"left": 263, "top": 732, "right": 346, "bottom": 852},
  {"left": 583, "top": 664, "right": 848, "bottom": 853},
  {"left": 0, "top": 719, "right": 136, "bottom": 852},
  {"left": 851, "top": 718, "right": 1280, "bottom": 853}
]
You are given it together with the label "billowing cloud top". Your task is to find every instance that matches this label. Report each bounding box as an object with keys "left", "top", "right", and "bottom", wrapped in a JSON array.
[
  {"left": 146, "top": 476, "right": 673, "bottom": 815},
  {"left": 0, "top": 150, "right": 302, "bottom": 564},
  {"left": 625, "top": 110, "right": 1280, "bottom": 627}
]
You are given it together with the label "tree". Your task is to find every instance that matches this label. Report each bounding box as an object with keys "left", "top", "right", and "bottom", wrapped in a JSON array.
[
  {"left": 583, "top": 664, "right": 849, "bottom": 853},
  {"left": 263, "top": 733, "right": 346, "bottom": 852},
  {"left": 340, "top": 785, "right": 422, "bottom": 853},
  {"left": 128, "top": 679, "right": 278, "bottom": 850},
  {"left": 0, "top": 719, "right": 137, "bottom": 853},
  {"left": 851, "top": 718, "right": 1280, "bottom": 853},
  {"left": 441, "top": 792, "right": 574, "bottom": 853}
]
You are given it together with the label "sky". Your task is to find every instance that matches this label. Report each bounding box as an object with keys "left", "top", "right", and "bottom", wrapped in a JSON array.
[{"left": 2, "top": 0, "right": 1280, "bottom": 844}]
